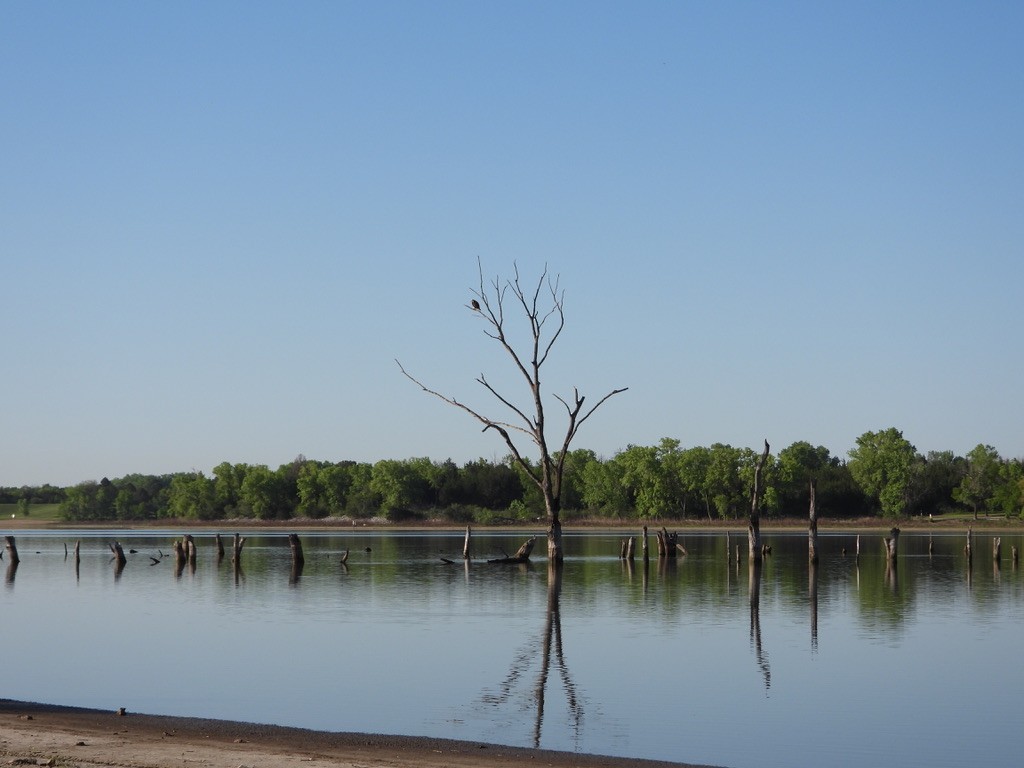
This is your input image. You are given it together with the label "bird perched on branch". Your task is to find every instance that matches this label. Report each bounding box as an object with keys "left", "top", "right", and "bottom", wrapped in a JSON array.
[{"left": 470, "top": 299, "right": 480, "bottom": 310}]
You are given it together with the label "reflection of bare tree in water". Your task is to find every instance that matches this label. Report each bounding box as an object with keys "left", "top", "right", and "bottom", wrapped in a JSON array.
[
  {"left": 748, "top": 560, "right": 770, "bottom": 692},
  {"left": 480, "top": 563, "right": 584, "bottom": 749},
  {"left": 809, "top": 561, "right": 818, "bottom": 653}
]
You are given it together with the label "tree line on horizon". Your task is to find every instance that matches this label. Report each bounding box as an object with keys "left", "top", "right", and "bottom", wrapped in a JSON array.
[{"left": 3, "top": 428, "right": 1022, "bottom": 524}]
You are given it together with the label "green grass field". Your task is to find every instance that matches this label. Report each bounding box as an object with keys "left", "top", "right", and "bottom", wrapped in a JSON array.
[{"left": 0, "top": 502, "right": 63, "bottom": 522}]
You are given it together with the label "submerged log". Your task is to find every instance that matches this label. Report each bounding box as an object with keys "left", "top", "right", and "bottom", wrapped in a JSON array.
[{"left": 488, "top": 536, "right": 536, "bottom": 564}]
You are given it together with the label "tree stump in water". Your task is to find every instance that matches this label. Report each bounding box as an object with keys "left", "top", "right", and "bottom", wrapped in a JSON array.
[
  {"left": 808, "top": 479, "right": 818, "bottom": 565},
  {"left": 110, "top": 541, "right": 127, "bottom": 570},
  {"left": 4, "top": 536, "right": 20, "bottom": 566},
  {"left": 288, "top": 533, "right": 305, "bottom": 568},
  {"left": 656, "top": 527, "right": 685, "bottom": 557},
  {"left": 883, "top": 527, "right": 900, "bottom": 562},
  {"left": 488, "top": 536, "right": 536, "bottom": 564},
  {"left": 993, "top": 537, "right": 1002, "bottom": 563},
  {"left": 463, "top": 525, "right": 472, "bottom": 560}
]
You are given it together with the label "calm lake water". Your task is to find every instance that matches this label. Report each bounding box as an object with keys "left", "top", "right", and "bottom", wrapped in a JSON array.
[{"left": 3, "top": 528, "right": 1023, "bottom": 768}]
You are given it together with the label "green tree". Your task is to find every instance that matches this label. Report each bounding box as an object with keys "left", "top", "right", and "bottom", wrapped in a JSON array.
[
  {"left": 991, "top": 459, "right": 1024, "bottom": 518},
  {"left": 167, "top": 472, "right": 216, "bottom": 520},
  {"left": 370, "top": 458, "right": 434, "bottom": 519},
  {"left": 581, "top": 453, "right": 630, "bottom": 516},
  {"left": 240, "top": 464, "right": 291, "bottom": 520},
  {"left": 848, "top": 428, "right": 918, "bottom": 517},
  {"left": 617, "top": 441, "right": 688, "bottom": 519},
  {"left": 953, "top": 444, "right": 1002, "bottom": 518},
  {"left": 705, "top": 443, "right": 747, "bottom": 518},
  {"left": 677, "top": 446, "right": 712, "bottom": 519},
  {"left": 213, "top": 462, "right": 251, "bottom": 517}
]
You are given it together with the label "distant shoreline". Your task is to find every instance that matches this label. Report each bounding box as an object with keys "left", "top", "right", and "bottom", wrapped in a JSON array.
[{"left": 3, "top": 515, "right": 1019, "bottom": 533}]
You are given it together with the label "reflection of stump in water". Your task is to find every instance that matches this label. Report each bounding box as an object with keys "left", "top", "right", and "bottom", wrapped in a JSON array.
[
  {"left": 809, "top": 561, "right": 818, "bottom": 654},
  {"left": 749, "top": 559, "right": 770, "bottom": 692},
  {"left": 289, "top": 533, "right": 305, "bottom": 585},
  {"left": 5, "top": 560, "right": 17, "bottom": 585}
]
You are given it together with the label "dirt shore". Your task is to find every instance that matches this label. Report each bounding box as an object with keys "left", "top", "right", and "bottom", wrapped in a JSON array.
[{"left": 1, "top": 699, "right": 717, "bottom": 768}]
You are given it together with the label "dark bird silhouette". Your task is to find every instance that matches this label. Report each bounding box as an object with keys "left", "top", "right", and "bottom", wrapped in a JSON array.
[{"left": 470, "top": 299, "right": 480, "bottom": 310}]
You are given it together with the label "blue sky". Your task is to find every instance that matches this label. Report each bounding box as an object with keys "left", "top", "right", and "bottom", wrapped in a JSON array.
[{"left": 3, "top": 2, "right": 1022, "bottom": 487}]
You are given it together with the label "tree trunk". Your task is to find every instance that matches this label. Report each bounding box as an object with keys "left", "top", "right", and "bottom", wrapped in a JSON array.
[
  {"left": 808, "top": 478, "right": 818, "bottom": 565},
  {"left": 547, "top": 514, "right": 563, "bottom": 563},
  {"left": 884, "top": 527, "right": 900, "bottom": 562},
  {"left": 748, "top": 440, "right": 770, "bottom": 564},
  {"left": 4, "top": 536, "right": 19, "bottom": 566}
]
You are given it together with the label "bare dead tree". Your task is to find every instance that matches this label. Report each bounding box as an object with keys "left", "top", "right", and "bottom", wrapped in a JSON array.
[
  {"left": 748, "top": 439, "right": 770, "bottom": 564},
  {"left": 397, "top": 259, "right": 627, "bottom": 562}
]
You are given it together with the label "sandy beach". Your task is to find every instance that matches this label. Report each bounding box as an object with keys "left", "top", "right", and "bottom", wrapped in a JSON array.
[{"left": 1, "top": 699, "right": 718, "bottom": 768}]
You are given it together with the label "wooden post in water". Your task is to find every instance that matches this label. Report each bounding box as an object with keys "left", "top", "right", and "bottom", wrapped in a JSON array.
[
  {"left": 110, "top": 541, "right": 127, "bottom": 571},
  {"left": 462, "top": 525, "right": 472, "bottom": 560},
  {"left": 74, "top": 540, "right": 81, "bottom": 566},
  {"left": 992, "top": 537, "right": 1002, "bottom": 564},
  {"left": 808, "top": 478, "right": 818, "bottom": 565},
  {"left": 215, "top": 533, "right": 225, "bottom": 562},
  {"left": 1013, "top": 546, "right": 1019, "bottom": 567},
  {"left": 288, "top": 533, "right": 305, "bottom": 568},
  {"left": 928, "top": 535, "right": 934, "bottom": 556},
  {"left": 748, "top": 440, "right": 770, "bottom": 565},
  {"left": 726, "top": 530, "right": 732, "bottom": 562},
  {"left": 183, "top": 534, "right": 196, "bottom": 567},
  {"left": 642, "top": 525, "right": 649, "bottom": 562},
  {"left": 625, "top": 536, "right": 635, "bottom": 561},
  {"left": 855, "top": 534, "right": 861, "bottom": 564},
  {"left": 232, "top": 532, "right": 246, "bottom": 562},
  {"left": 4, "top": 536, "right": 19, "bottom": 566},
  {"left": 965, "top": 527, "right": 973, "bottom": 568},
  {"left": 883, "top": 527, "right": 900, "bottom": 563},
  {"left": 288, "top": 533, "right": 304, "bottom": 584}
]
